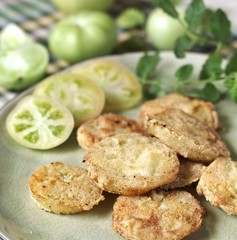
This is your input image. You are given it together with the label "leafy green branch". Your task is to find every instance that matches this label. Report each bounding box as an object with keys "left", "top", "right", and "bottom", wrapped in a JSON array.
[{"left": 135, "top": 0, "right": 237, "bottom": 103}]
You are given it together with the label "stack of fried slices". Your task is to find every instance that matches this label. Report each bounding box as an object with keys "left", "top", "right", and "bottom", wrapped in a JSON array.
[{"left": 28, "top": 93, "right": 237, "bottom": 240}]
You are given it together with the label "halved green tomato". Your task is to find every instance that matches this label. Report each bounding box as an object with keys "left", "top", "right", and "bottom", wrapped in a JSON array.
[
  {"left": 33, "top": 73, "right": 105, "bottom": 127},
  {"left": 6, "top": 95, "right": 74, "bottom": 150},
  {"left": 0, "top": 23, "right": 33, "bottom": 51},
  {"left": 0, "top": 24, "right": 49, "bottom": 90},
  {"left": 0, "top": 43, "right": 49, "bottom": 90},
  {"left": 71, "top": 59, "right": 142, "bottom": 112}
]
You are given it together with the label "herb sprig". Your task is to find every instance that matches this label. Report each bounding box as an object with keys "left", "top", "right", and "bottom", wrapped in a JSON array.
[{"left": 136, "top": 0, "right": 237, "bottom": 103}]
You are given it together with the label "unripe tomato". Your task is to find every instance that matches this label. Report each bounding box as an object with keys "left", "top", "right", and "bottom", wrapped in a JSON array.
[
  {"left": 146, "top": 8, "right": 186, "bottom": 50},
  {"left": 48, "top": 11, "right": 117, "bottom": 63},
  {"left": 52, "top": 0, "right": 114, "bottom": 14},
  {"left": 0, "top": 24, "right": 49, "bottom": 91}
]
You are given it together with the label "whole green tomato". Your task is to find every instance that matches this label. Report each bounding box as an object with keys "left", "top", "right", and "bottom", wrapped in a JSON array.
[
  {"left": 52, "top": 0, "right": 114, "bottom": 14},
  {"left": 48, "top": 11, "right": 117, "bottom": 63},
  {"left": 146, "top": 8, "right": 186, "bottom": 50}
]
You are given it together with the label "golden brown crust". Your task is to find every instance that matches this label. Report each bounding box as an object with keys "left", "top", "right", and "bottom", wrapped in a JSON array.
[
  {"left": 145, "top": 108, "right": 229, "bottom": 162},
  {"left": 28, "top": 162, "right": 104, "bottom": 214},
  {"left": 112, "top": 190, "right": 204, "bottom": 240},
  {"left": 140, "top": 93, "right": 219, "bottom": 130},
  {"left": 197, "top": 157, "right": 237, "bottom": 215},
  {"left": 163, "top": 157, "right": 206, "bottom": 190},
  {"left": 84, "top": 133, "right": 179, "bottom": 195},
  {"left": 77, "top": 113, "right": 145, "bottom": 150}
]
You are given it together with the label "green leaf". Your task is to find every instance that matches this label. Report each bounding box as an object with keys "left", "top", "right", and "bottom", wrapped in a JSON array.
[
  {"left": 185, "top": 0, "right": 206, "bottom": 32},
  {"left": 201, "top": 83, "right": 221, "bottom": 102},
  {"left": 116, "top": 8, "right": 145, "bottom": 30},
  {"left": 200, "top": 8, "right": 214, "bottom": 32},
  {"left": 153, "top": 0, "right": 178, "bottom": 18},
  {"left": 225, "top": 54, "right": 237, "bottom": 74},
  {"left": 171, "top": 0, "right": 182, "bottom": 5},
  {"left": 178, "top": 88, "right": 203, "bottom": 99},
  {"left": 224, "top": 73, "right": 236, "bottom": 89},
  {"left": 199, "top": 53, "right": 223, "bottom": 80},
  {"left": 209, "top": 9, "right": 231, "bottom": 44},
  {"left": 136, "top": 52, "right": 160, "bottom": 80},
  {"left": 174, "top": 35, "right": 192, "bottom": 58},
  {"left": 224, "top": 73, "right": 237, "bottom": 102},
  {"left": 142, "top": 76, "right": 162, "bottom": 100},
  {"left": 175, "top": 64, "right": 193, "bottom": 82}
]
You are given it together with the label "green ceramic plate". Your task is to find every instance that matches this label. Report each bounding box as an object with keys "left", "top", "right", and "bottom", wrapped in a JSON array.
[{"left": 0, "top": 52, "right": 237, "bottom": 240}]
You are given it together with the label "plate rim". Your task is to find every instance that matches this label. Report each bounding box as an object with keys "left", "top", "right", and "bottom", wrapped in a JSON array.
[{"left": 0, "top": 51, "right": 235, "bottom": 240}]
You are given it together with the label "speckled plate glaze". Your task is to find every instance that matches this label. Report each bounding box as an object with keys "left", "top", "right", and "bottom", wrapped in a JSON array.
[{"left": 0, "top": 52, "right": 237, "bottom": 240}]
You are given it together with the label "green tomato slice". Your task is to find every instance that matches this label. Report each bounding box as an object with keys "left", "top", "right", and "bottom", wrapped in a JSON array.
[
  {"left": 33, "top": 73, "right": 105, "bottom": 127},
  {"left": 71, "top": 59, "right": 142, "bottom": 112},
  {"left": 0, "top": 43, "right": 49, "bottom": 90},
  {"left": 6, "top": 95, "right": 74, "bottom": 150}
]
